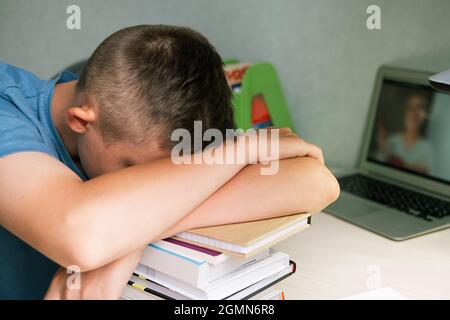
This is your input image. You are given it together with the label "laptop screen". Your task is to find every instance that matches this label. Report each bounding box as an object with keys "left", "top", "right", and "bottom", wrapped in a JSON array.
[{"left": 367, "top": 79, "right": 450, "bottom": 185}]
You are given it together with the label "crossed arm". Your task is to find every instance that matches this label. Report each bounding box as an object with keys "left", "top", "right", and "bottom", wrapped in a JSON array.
[
  {"left": 0, "top": 134, "right": 340, "bottom": 299},
  {"left": 44, "top": 156, "right": 338, "bottom": 299}
]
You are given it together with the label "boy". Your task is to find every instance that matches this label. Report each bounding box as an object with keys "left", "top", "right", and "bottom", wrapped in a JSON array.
[{"left": 0, "top": 25, "right": 339, "bottom": 299}]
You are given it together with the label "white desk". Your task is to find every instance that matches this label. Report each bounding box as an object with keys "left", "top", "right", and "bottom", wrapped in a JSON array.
[{"left": 272, "top": 212, "right": 450, "bottom": 300}]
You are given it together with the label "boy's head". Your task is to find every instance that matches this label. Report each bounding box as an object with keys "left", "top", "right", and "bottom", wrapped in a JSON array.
[{"left": 71, "top": 25, "right": 235, "bottom": 177}]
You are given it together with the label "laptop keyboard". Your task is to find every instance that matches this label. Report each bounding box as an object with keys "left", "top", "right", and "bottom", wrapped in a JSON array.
[{"left": 338, "top": 174, "right": 450, "bottom": 221}]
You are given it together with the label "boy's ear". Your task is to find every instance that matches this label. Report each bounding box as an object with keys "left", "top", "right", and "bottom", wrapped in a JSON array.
[{"left": 67, "top": 105, "right": 97, "bottom": 134}]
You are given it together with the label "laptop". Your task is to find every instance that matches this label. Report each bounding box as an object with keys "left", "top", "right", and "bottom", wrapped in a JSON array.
[{"left": 326, "top": 66, "right": 450, "bottom": 240}]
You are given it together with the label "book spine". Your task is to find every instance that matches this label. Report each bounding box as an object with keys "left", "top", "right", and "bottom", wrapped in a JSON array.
[{"left": 140, "top": 244, "right": 207, "bottom": 287}]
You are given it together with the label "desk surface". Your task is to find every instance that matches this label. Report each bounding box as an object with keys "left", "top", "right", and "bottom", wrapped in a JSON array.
[{"left": 272, "top": 212, "right": 450, "bottom": 300}]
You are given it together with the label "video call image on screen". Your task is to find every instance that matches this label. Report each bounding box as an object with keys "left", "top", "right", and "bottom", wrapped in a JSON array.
[{"left": 368, "top": 79, "right": 450, "bottom": 184}]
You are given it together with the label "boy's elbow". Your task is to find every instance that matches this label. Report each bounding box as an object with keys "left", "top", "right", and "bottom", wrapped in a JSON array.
[
  {"left": 66, "top": 239, "right": 107, "bottom": 272},
  {"left": 61, "top": 239, "right": 103, "bottom": 272},
  {"left": 311, "top": 161, "right": 340, "bottom": 211},
  {"left": 322, "top": 167, "right": 340, "bottom": 206},
  {"left": 58, "top": 208, "right": 109, "bottom": 272},
  {"left": 293, "top": 157, "right": 340, "bottom": 213}
]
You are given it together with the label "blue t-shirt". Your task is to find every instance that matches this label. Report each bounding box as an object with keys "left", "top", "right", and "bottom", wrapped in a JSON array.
[{"left": 0, "top": 61, "right": 87, "bottom": 299}]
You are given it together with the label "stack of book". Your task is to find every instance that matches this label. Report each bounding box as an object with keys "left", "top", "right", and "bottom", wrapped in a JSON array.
[{"left": 121, "top": 213, "right": 311, "bottom": 300}]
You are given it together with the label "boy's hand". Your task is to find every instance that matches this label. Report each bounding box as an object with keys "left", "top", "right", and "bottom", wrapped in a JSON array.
[
  {"left": 45, "top": 249, "right": 143, "bottom": 300},
  {"left": 277, "top": 127, "right": 324, "bottom": 164},
  {"left": 237, "top": 127, "right": 324, "bottom": 164}
]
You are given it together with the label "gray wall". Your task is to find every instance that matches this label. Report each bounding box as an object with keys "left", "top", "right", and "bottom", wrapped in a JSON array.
[{"left": 1, "top": 0, "right": 450, "bottom": 167}]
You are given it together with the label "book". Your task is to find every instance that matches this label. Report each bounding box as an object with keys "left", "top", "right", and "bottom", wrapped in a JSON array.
[
  {"left": 250, "top": 289, "right": 284, "bottom": 300},
  {"left": 122, "top": 275, "right": 186, "bottom": 300},
  {"left": 124, "top": 214, "right": 308, "bottom": 300},
  {"left": 224, "top": 261, "right": 294, "bottom": 300},
  {"left": 141, "top": 241, "right": 270, "bottom": 288},
  {"left": 121, "top": 260, "right": 295, "bottom": 300},
  {"left": 121, "top": 285, "right": 164, "bottom": 300},
  {"left": 134, "top": 249, "right": 290, "bottom": 300},
  {"left": 161, "top": 238, "right": 227, "bottom": 265},
  {"left": 224, "top": 62, "right": 250, "bottom": 88},
  {"left": 175, "top": 213, "right": 311, "bottom": 257}
]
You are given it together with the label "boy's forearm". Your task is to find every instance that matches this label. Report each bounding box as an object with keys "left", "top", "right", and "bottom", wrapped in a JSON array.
[
  {"left": 0, "top": 130, "right": 325, "bottom": 273},
  {"left": 47, "top": 157, "right": 338, "bottom": 299},
  {"left": 68, "top": 157, "right": 245, "bottom": 270},
  {"left": 157, "top": 157, "right": 340, "bottom": 240},
  {"left": 2, "top": 152, "right": 243, "bottom": 272}
]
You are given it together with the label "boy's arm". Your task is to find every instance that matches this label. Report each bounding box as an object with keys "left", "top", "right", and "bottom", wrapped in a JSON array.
[
  {"left": 0, "top": 131, "right": 316, "bottom": 271},
  {"left": 45, "top": 156, "right": 339, "bottom": 300},
  {"left": 159, "top": 156, "right": 339, "bottom": 239},
  {"left": 0, "top": 152, "right": 243, "bottom": 272},
  {"left": 45, "top": 248, "right": 145, "bottom": 300}
]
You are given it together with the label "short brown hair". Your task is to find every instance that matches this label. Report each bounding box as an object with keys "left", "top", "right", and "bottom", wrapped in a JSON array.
[{"left": 77, "top": 25, "right": 235, "bottom": 149}]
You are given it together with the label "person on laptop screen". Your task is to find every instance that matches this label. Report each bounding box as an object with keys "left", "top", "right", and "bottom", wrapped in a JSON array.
[
  {"left": 328, "top": 67, "right": 450, "bottom": 241},
  {"left": 374, "top": 92, "right": 433, "bottom": 175}
]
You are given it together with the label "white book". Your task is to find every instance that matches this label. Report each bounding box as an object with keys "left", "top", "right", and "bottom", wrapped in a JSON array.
[
  {"left": 121, "top": 261, "right": 294, "bottom": 300},
  {"left": 249, "top": 289, "right": 284, "bottom": 300},
  {"left": 135, "top": 249, "right": 289, "bottom": 300},
  {"left": 140, "top": 242, "right": 270, "bottom": 288},
  {"left": 226, "top": 264, "right": 292, "bottom": 300},
  {"left": 124, "top": 274, "right": 187, "bottom": 300},
  {"left": 154, "top": 239, "right": 228, "bottom": 265},
  {"left": 121, "top": 285, "right": 164, "bottom": 300}
]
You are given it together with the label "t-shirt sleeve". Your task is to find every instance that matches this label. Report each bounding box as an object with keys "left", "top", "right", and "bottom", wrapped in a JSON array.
[{"left": 0, "top": 102, "right": 53, "bottom": 159}]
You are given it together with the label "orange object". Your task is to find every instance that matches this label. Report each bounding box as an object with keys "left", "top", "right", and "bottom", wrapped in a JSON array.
[{"left": 251, "top": 94, "right": 273, "bottom": 128}]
